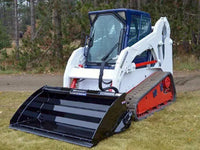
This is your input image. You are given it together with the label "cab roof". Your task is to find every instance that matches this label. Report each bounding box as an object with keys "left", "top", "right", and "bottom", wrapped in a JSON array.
[
  {"left": 88, "top": 8, "right": 150, "bottom": 25},
  {"left": 88, "top": 8, "right": 150, "bottom": 17}
]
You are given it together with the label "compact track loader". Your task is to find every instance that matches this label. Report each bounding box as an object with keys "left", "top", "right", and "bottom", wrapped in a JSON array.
[{"left": 10, "top": 9, "right": 176, "bottom": 147}]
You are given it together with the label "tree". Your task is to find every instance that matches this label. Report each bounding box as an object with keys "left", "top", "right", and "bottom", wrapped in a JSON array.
[
  {"left": 52, "top": 0, "right": 63, "bottom": 61},
  {"left": 198, "top": 0, "right": 200, "bottom": 45},
  {"left": 0, "top": 21, "right": 11, "bottom": 50},
  {"left": 137, "top": 0, "right": 141, "bottom": 10},
  {"left": 14, "top": 0, "right": 19, "bottom": 59},
  {"left": 0, "top": 0, "right": 199, "bottom": 70},
  {"left": 30, "top": 0, "right": 36, "bottom": 41}
]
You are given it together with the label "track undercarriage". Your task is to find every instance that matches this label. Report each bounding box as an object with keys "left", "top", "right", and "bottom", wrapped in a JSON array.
[{"left": 126, "top": 71, "right": 176, "bottom": 121}]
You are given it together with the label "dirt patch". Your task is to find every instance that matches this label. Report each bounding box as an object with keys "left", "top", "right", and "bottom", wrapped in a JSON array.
[
  {"left": 174, "top": 71, "right": 200, "bottom": 92},
  {"left": 0, "top": 74, "right": 63, "bottom": 92},
  {"left": 0, "top": 71, "right": 200, "bottom": 92}
]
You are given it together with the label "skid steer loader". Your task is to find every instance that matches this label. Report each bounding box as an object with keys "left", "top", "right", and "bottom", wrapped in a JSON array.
[{"left": 10, "top": 9, "right": 176, "bottom": 147}]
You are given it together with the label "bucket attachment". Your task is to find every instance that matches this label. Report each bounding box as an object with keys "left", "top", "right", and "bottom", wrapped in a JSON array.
[{"left": 10, "top": 86, "right": 131, "bottom": 147}]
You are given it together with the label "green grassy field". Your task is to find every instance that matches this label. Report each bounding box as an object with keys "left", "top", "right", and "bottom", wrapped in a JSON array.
[{"left": 0, "top": 91, "right": 200, "bottom": 150}]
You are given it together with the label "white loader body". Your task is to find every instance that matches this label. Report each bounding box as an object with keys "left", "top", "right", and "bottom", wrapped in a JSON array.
[{"left": 64, "top": 17, "right": 173, "bottom": 93}]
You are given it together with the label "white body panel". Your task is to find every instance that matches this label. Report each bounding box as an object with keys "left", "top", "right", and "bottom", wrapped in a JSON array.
[{"left": 63, "top": 17, "right": 173, "bottom": 93}]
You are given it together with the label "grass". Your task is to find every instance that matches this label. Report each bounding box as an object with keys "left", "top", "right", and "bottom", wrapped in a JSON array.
[
  {"left": 173, "top": 54, "right": 200, "bottom": 71},
  {"left": 0, "top": 70, "right": 21, "bottom": 74},
  {"left": 0, "top": 91, "right": 200, "bottom": 150}
]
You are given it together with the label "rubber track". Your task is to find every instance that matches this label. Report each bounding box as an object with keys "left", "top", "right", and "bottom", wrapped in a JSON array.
[{"left": 125, "top": 71, "right": 176, "bottom": 121}]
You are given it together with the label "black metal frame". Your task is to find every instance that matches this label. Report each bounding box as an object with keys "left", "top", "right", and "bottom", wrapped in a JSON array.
[{"left": 10, "top": 86, "right": 131, "bottom": 147}]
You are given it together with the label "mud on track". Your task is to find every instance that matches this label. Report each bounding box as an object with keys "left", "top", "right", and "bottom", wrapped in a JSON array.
[{"left": 0, "top": 71, "right": 200, "bottom": 92}]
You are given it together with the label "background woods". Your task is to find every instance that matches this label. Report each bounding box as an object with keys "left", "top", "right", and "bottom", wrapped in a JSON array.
[{"left": 0, "top": 0, "right": 199, "bottom": 72}]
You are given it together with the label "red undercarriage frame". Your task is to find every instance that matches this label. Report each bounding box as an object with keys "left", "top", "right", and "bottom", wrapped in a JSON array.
[{"left": 136, "top": 76, "right": 175, "bottom": 119}]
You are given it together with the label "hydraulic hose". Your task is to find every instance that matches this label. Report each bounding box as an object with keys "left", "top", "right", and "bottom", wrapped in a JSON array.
[{"left": 98, "top": 61, "right": 119, "bottom": 93}]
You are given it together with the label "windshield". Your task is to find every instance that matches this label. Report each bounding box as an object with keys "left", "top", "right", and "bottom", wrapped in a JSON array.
[{"left": 87, "top": 14, "right": 124, "bottom": 65}]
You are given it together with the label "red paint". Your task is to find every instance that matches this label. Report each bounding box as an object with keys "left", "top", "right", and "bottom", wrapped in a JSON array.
[
  {"left": 70, "top": 65, "right": 83, "bottom": 89},
  {"left": 135, "top": 60, "right": 157, "bottom": 68},
  {"left": 78, "top": 64, "right": 83, "bottom": 68},
  {"left": 70, "top": 78, "right": 78, "bottom": 89},
  {"left": 109, "top": 82, "right": 112, "bottom": 92},
  {"left": 136, "top": 75, "right": 174, "bottom": 118},
  {"left": 163, "top": 76, "right": 171, "bottom": 88}
]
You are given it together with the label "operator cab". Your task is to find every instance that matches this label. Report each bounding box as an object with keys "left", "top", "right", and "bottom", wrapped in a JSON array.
[{"left": 85, "top": 8, "right": 151, "bottom": 68}]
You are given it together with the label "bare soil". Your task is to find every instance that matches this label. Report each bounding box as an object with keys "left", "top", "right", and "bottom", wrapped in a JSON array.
[
  {"left": 0, "top": 73, "right": 63, "bottom": 92},
  {"left": 173, "top": 71, "right": 200, "bottom": 92},
  {"left": 0, "top": 71, "right": 200, "bottom": 92}
]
